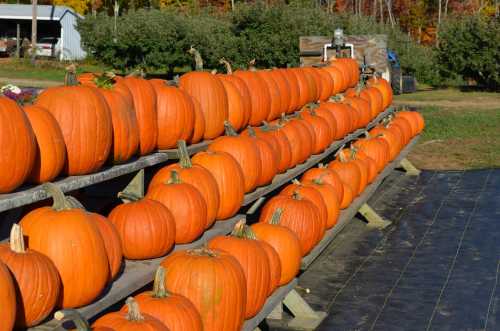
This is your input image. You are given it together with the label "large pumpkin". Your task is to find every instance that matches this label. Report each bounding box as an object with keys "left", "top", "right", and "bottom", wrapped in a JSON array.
[
  {"left": 208, "top": 123, "right": 262, "bottom": 193},
  {"left": 146, "top": 170, "right": 207, "bottom": 244},
  {"left": 301, "top": 179, "right": 340, "bottom": 229},
  {"left": 0, "top": 260, "right": 16, "bottom": 331},
  {"left": 20, "top": 183, "right": 109, "bottom": 308},
  {"left": 351, "top": 146, "right": 378, "bottom": 183},
  {"left": 259, "top": 194, "right": 324, "bottom": 255},
  {"left": 150, "top": 141, "right": 220, "bottom": 229},
  {"left": 217, "top": 75, "right": 248, "bottom": 132},
  {"left": 315, "top": 67, "right": 335, "bottom": 101},
  {"left": 179, "top": 71, "right": 228, "bottom": 139},
  {"left": 24, "top": 105, "right": 66, "bottom": 183},
  {"left": 161, "top": 247, "right": 246, "bottom": 331},
  {"left": 0, "top": 97, "right": 36, "bottom": 193},
  {"left": 124, "top": 267, "right": 203, "bottom": 331},
  {"left": 120, "top": 77, "right": 158, "bottom": 156},
  {"left": 260, "top": 122, "right": 293, "bottom": 173},
  {"left": 314, "top": 103, "right": 338, "bottom": 140},
  {"left": 270, "top": 69, "right": 291, "bottom": 114},
  {"left": 353, "top": 136, "right": 390, "bottom": 172},
  {"left": 322, "top": 65, "right": 346, "bottom": 95},
  {"left": 367, "top": 76, "right": 393, "bottom": 109},
  {"left": 270, "top": 118, "right": 302, "bottom": 167},
  {"left": 328, "top": 152, "right": 363, "bottom": 196},
  {"left": 369, "top": 126, "right": 402, "bottom": 160},
  {"left": 301, "top": 166, "right": 344, "bottom": 203},
  {"left": 241, "top": 127, "right": 279, "bottom": 187},
  {"left": 257, "top": 70, "right": 282, "bottom": 121},
  {"left": 251, "top": 213, "right": 302, "bottom": 285},
  {"left": 35, "top": 85, "right": 112, "bottom": 175},
  {"left": 108, "top": 196, "right": 176, "bottom": 260},
  {"left": 208, "top": 220, "right": 271, "bottom": 319},
  {"left": 0, "top": 224, "right": 60, "bottom": 327},
  {"left": 280, "top": 68, "right": 301, "bottom": 113},
  {"left": 192, "top": 150, "right": 245, "bottom": 219},
  {"left": 94, "top": 297, "right": 169, "bottom": 331},
  {"left": 301, "top": 108, "right": 333, "bottom": 154},
  {"left": 320, "top": 102, "right": 353, "bottom": 139},
  {"left": 233, "top": 69, "right": 271, "bottom": 126},
  {"left": 149, "top": 80, "right": 194, "bottom": 150}
]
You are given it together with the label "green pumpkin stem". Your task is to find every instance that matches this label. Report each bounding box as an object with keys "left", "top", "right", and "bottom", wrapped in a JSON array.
[
  {"left": 230, "top": 219, "right": 247, "bottom": 238},
  {"left": 219, "top": 58, "right": 233, "bottom": 74},
  {"left": 152, "top": 266, "right": 170, "bottom": 298},
  {"left": 54, "top": 309, "right": 92, "bottom": 331},
  {"left": 311, "top": 178, "right": 322, "bottom": 185},
  {"left": 117, "top": 191, "right": 142, "bottom": 202},
  {"left": 307, "top": 102, "right": 319, "bottom": 111},
  {"left": 292, "top": 191, "right": 302, "bottom": 200},
  {"left": 224, "top": 121, "right": 238, "bottom": 136},
  {"left": 188, "top": 46, "right": 203, "bottom": 71},
  {"left": 42, "top": 183, "right": 73, "bottom": 211},
  {"left": 291, "top": 178, "right": 301, "bottom": 185},
  {"left": 247, "top": 126, "right": 257, "bottom": 137},
  {"left": 177, "top": 140, "right": 192, "bottom": 168},
  {"left": 270, "top": 208, "right": 283, "bottom": 225},
  {"left": 93, "top": 72, "right": 117, "bottom": 89},
  {"left": 338, "top": 150, "right": 348, "bottom": 163},
  {"left": 167, "top": 170, "right": 181, "bottom": 185},
  {"left": 125, "top": 297, "right": 144, "bottom": 322},
  {"left": 9, "top": 224, "right": 25, "bottom": 254}
]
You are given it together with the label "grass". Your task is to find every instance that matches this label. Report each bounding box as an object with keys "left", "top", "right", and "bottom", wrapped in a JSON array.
[{"left": 395, "top": 88, "right": 500, "bottom": 170}]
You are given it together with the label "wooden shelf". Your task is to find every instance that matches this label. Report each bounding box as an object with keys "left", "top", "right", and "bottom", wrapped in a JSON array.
[
  {"left": 300, "top": 135, "right": 420, "bottom": 270},
  {"left": 29, "top": 214, "right": 242, "bottom": 331},
  {"left": 242, "top": 107, "right": 394, "bottom": 206},
  {"left": 0, "top": 141, "right": 209, "bottom": 213}
]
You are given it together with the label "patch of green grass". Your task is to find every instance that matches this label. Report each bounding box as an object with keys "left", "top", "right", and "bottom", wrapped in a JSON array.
[{"left": 394, "top": 88, "right": 500, "bottom": 103}]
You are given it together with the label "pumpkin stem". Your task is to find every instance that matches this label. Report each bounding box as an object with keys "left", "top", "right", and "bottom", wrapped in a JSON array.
[
  {"left": 189, "top": 246, "right": 218, "bottom": 257},
  {"left": 334, "top": 144, "right": 346, "bottom": 157},
  {"left": 311, "top": 178, "right": 322, "bottom": 185},
  {"left": 219, "top": 58, "right": 233, "bottom": 74},
  {"left": 43, "top": 183, "right": 73, "bottom": 211},
  {"left": 55, "top": 310, "right": 91, "bottom": 331},
  {"left": 292, "top": 191, "right": 302, "bottom": 200},
  {"left": 152, "top": 266, "right": 170, "bottom": 298},
  {"left": 188, "top": 46, "right": 203, "bottom": 71},
  {"left": 177, "top": 140, "right": 193, "bottom": 168},
  {"left": 125, "top": 297, "right": 144, "bottom": 322},
  {"left": 318, "top": 163, "right": 326, "bottom": 168},
  {"left": 291, "top": 178, "right": 301, "bottom": 185},
  {"left": 171, "top": 75, "right": 180, "bottom": 87},
  {"left": 248, "top": 59, "right": 257, "bottom": 71},
  {"left": 363, "top": 130, "right": 371, "bottom": 138},
  {"left": 94, "top": 72, "right": 117, "bottom": 89},
  {"left": 64, "top": 64, "right": 78, "bottom": 86},
  {"left": 167, "top": 170, "right": 181, "bottom": 185},
  {"left": 224, "top": 121, "right": 238, "bottom": 136},
  {"left": 338, "top": 150, "right": 349, "bottom": 163},
  {"left": 230, "top": 219, "right": 247, "bottom": 238},
  {"left": 211, "top": 69, "right": 217, "bottom": 75},
  {"left": 117, "top": 191, "right": 142, "bottom": 203},
  {"left": 65, "top": 196, "right": 85, "bottom": 209},
  {"left": 9, "top": 224, "right": 26, "bottom": 254},
  {"left": 247, "top": 126, "right": 257, "bottom": 137},
  {"left": 307, "top": 102, "right": 319, "bottom": 111},
  {"left": 270, "top": 208, "right": 283, "bottom": 225}
]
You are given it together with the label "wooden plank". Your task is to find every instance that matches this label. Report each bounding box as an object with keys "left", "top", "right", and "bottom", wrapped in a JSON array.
[
  {"left": 242, "top": 279, "right": 298, "bottom": 331},
  {"left": 0, "top": 141, "right": 209, "bottom": 213},
  {"left": 30, "top": 215, "right": 242, "bottom": 331},
  {"left": 158, "top": 140, "right": 210, "bottom": 159},
  {"left": 300, "top": 135, "right": 420, "bottom": 269},
  {"left": 242, "top": 107, "right": 394, "bottom": 206}
]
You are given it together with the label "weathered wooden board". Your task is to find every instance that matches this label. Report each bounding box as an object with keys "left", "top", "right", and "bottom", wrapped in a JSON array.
[
  {"left": 0, "top": 141, "right": 209, "bottom": 213},
  {"left": 158, "top": 140, "right": 210, "bottom": 159},
  {"left": 29, "top": 214, "right": 242, "bottom": 331},
  {"left": 242, "top": 107, "right": 394, "bottom": 206},
  {"left": 242, "top": 279, "right": 298, "bottom": 331},
  {"left": 300, "top": 135, "right": 420, "bottom": 269}
]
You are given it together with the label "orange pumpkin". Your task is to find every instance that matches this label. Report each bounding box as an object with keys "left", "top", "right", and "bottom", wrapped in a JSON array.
[
  {"left": 208, "top": 220, "right": 271, "bottom": 318},
  {"left": 301, "top": 166, "right": 344, "bottom": 203},
  {"left": 259, "top": 240, "right": 282, "bottom": 295},
  {"left": 188, "top": 97, "right": 206, "bottom": 144},
  {"left": 315, "top": 67, "right": 335, "bottom": 101},
  {"left": 146, "top": 170, "right": 207, "bottom": 244},
  {"left": 314, "top": 103, "right": 338, "bottom": 140},
  {"left": 301, "top": 180, "right": 340, "bottom": 228},
  {"left": 233, "top": 69, "right": 271, "bottom": 126},
  {"left": 329, "top": 151, "right": 363, "bottom": 196},
  {"left": 108, "top": 196, "right": 176, "bottom": 260},
  {"left": 150, "top": 141, "right": 220, "bottom": 229},
  {"left": 161, "top": 248, "right": 246, "bottom": 331},
  {"left": 340, "top": 182, "right": 354, "bottom": 208},
  {"left": 20, "top": 183, "right": 109, "bottom": 308},
  {"left": 217, "top": 75, "right": 247, "bottom": 131},
  {"left": 270, "top": 69, "right": 291, "bottom": 115},
  {"left": 353, "top": 136, "right": 390, "bottom": 172},
  {"left": 367, "top": 76, "right": 393, "bottom": 109},
  {"left": 257, "top": 70, "right": 282, "bottom": 121},
  {"left": 320, "top": 102, "right": 353, "bottom": 138},
  {"left": 286, "top": 117, "right": 315, "bottom": 163},
  {"left": 24, "top": 105, "right": 66, "bottom": 183},
  {"left": 192, "top": 150, "right": 245, "bottom": 220},
  {"left": 260, "top": 122, "right": 293, "bottom": 173},
  {"left": 0, "top": 224, "right": 60, "bottom": 327},
  {"left": 125, "top": 267, "right": 203, "bottom": 331},
  {"left": 369, "top": 126, "right": 402, "bottom": 160},
  {"left": 322, "top": 65, "right": 346, "bottom": 95},
  {"left": 280, "top": 68, "right": 301, "bottom": 113},
  {"left": 351, "top": 146, "right": 378, "bottom": 183},
  {"left": 301, "top": 109, "right": 333, "bottom": 154},
  {"left": 271, "top": 117, "right": 303, "bottom": 167},
  {"left": 0, "top": 260, "right": 16, "bottom": 331},
  {"left": 242, "top": 127, "right": 279, "bottom": 187}
]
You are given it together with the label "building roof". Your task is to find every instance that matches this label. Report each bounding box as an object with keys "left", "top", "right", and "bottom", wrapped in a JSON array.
[{"left": 0, "top": 4, "right": 83, "bottom": 20}]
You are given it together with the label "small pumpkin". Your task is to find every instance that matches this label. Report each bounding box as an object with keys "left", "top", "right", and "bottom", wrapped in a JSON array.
[
  {"left": 301, "top": 107, "right": 334, "bottom": 154},
  {"left": 320, "top": 102, "right": 353, "bottom": 139},
  {"left": 301, "top": 165, "right": 344, "bottom": 203},
  {"left": 301, "top": 179, "right": 340, "bottom": 229},
  {"left": 328, "top": 151, "right": 363, "bottom": 197},
  {"left": 241, "top": 127, "right": 279, "bottom": 187},
  {"left": 260, "top": 122, "right": 293, "bottom": 173},
  {"left": 270, "top": 69, "right": 291, "bottom": 114},
  {"left": 280, "top": 68, "right": 301, "bottom": 113}
]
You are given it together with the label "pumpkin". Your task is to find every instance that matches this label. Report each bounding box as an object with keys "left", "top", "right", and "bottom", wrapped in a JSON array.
[
  {"left": 161, "top": 247, "right": 246, "bottom": 331},
  {"left": 280, "top": 180, "right": 328, "bottom": 232},
  {"left": 0, "top": 224, "right": 59, "bottom": 328},
  {"left": 124, "top": 267, "right": 203, "bottom": 331},
  {"left": 233, "top": 69, "right": 271, "bottom": 126},
  {"left": 301, "top": 179, "right": 340, "bottom": 229},
  {"left": 367, "top": 76, "right": 393, "bottom": 109},
  {"left": 20, "top": 183, "right": 109, "bottom": 308},
  {"left": 23, "top": 105, "right": 66, "bottom": 183},
  {"left": 217, "top": 75, "right": 247, "bottom": 131},
  {"left": 241, "top": 127, "right": 278, "bottom": 186},
  {"left": 0, "top": 97, "right": 36, "bottom": 193},
  {"left": 271, "top": 117, "right": 303, "bottom": 167},
  {"left": 369, "top": 126, "right": 402, "bottom": 160},
  {"left": 259, "top": 194, "right": 324, "bottom": 255},
  {"left": 314, "top": 67, "right": 335, "bottom": 101},
  {"left": 301, "top": 108, "right": 333, "bottom": 154},
  {"left": 208, "top": 122, "right": 262, "bottom": 193},
  {"left": 280, "top": 68, "right": 301, "bottom": 113},
  {"left": 259, "top": 239, "right": 281, "bottom": 295},
  {"left": 290, "top": 68, "right": 314, "bottom": 107},
  {"left": 353, "top": 136, "right": 390, "bottom": 172},
  {"left": 327, "top": 57, "right": 351, "bottom": 92},
  {"left": 351, "top": 146, "right": 378, "bottom": 183},
  {"left": 146, "top": 170, "right": 207, "bottom": 244},
  {"left": 320, "top": 102, "right": 353, "bottom": 138},
  {"left": 337, "top": 58, "right": 360, "bottom": 87},
  {"left": 329, "top": 151, "right": 363, "bottom": 196},
  {"left": 301, "top": 68, "right": 320, "bottom": 102},
  {"left": 260, "top": 122, "right": 293, "bottom": 173},
  {"left": 343, "top": 95, "right": 372, "bottom": 128},
  {"left": 251, "top": 214, "right": 301, "bottom": 285},
  {"left": 286, "top": 117, "right": 315, "bottom": 163},
  {"left": 322, "top": 65, "right": 346, "bottom": 95},
  {"left": 301, "top": 165, "right": 344, "bottom": 203},
  {"left": 314, "top": 103, "right": 338, "bottom": 140},
  {"left": 208, "top": 220, "right": 271, "bottom": 318},
  {"left": 338, "top": 148, "right": 369, "bottom": 194},
  {"left": 257, "top": 70, "right": 282, "bottom": 121},
  {"left": 388, "top": 116, "right": 413, "bottom": 146},
  {"left": 340, "top": 182, "right": 354, "bottom": 209},
  {"left": 0, "top": 260, "right": 16, "bottom": 331},
  {"left": 150, "top": 141, "right": 220, "bottom": 229},
  {"left": 192, "top": 150, "right": 245, "bottom": 219},
  {"left": 346, "top": 86, "right": 383, "bottom": 118},
  {"left": 179, "top": 71, "right": 228, "bottom": 139},
  {"left": 188, "top": 97, "right": 206, "bottom": 144},
  {"left": 219, "top": 59, "right": 252, "bottom": 129},
  {"left": 121, "top": 76, "right": 158, "bottom": 156},
  {"left": 108, "top": 195, "right": 175, "bottom": 260},
  {"left": 89, "top": 213, "right": 123, "bottom": 282},
  {"left": 94, "top": 297, "right": 169, "bottom": 331},
  {"left": 270, "top": 69, "right": 291, "bottom": 114},
  {"left": 396, "top": 110, "right": 425, "bottom": 136},
  {"left": 149, "top": 81, "right": 194, "bottom": 150}
]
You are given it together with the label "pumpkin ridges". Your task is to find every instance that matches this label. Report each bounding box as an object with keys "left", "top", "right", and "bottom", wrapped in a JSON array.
[
  {"left": 301, "top": 110, "right": 334, "bottom": 154},
  {"left": 90, "top": 214, "right": 123, "bottom": 282},
  {"left": 257, "top": 70, "right": 282, "bottom": 122},
  {"left": 280, "top": 69, "right": 301, "bottom": 113},
  {"left": 301, "top": 180, "right": 340, "bottom": 228},
  {"left": 233, "top": 70, "right": 271, "bottom": 126},
  {"left": 0, "top": 260, "right": 16, "bottom": 331},
  {"left": 301, "top": 166, "right": 344, "bottom": 203},
  {"left": 188, "top": 97, "right": 206, "bottom": 144},
  {"left": 217, "top": 76, "right": 247, "bottom": 131}
]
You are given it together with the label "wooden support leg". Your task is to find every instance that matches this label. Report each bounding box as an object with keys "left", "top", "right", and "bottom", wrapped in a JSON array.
[
  {"left": 120, "top": 169, "right": 145, "bottom": 203},
  {"left": 359, "top": 203, "right": 391, "bottom": 229},
  {"left": 282, "top": 289, "right": 327, "bottom": 330},
  {"left": 266, "top": 300, "right": 283, "bottom": 320},
  {"left": 400, "top": 157, "right": 421, "bottom": 176}
]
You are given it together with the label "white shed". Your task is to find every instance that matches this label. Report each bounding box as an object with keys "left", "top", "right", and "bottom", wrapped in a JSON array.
[{"left": 0, "top": 4, "right": 86, "bottom": 60}]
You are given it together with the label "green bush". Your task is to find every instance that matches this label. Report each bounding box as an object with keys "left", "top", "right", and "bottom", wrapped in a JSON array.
[{"left": 438, "top": 16, "right": 500, "bottom": 90}]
